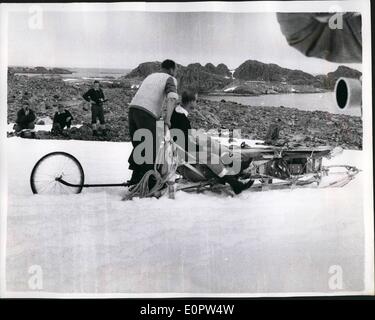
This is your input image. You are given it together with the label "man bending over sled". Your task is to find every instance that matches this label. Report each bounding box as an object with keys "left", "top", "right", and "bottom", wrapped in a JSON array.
[{"left": 126, "top": 90, "right": 252, "bottom": 198}]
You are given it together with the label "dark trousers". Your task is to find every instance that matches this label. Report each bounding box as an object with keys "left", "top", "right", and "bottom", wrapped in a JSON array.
[
  {"left": 52, "top": 120, "right": 72, "bottom": 134},
  {"left": 128, "top": 108, "right": 158, "bottom": 176},
  {"left": 91, "top": 103, "right": 105, "bottom": 124},
  {"left": 14, "top": 122, "right": 35, "bottom": 133}
]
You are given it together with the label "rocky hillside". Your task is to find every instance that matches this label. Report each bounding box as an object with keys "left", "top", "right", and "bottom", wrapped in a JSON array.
[
  {"left": 178, "top": 63, "right": 232, "bottom": 93},
  {"left": 7, "top": 74, "right": 136, "bottom": 129},
  {"left": 204, "top": 63, "right": 232, "bottom": 77},
  {"left": 124, "top": 60, "right": 361, "bottom": 94},
  {"left": 7, "top": 74, "right": 362, "bottom": 149},
  {"left": 123, "top": 61, "right": 232, "bottom": 93},
  {"left": 233, "top": 60, "right": 321, "bottom": 87},
  {"left": 316, "top": 65, "right": 362, "bottom": 90},
  {"left": 189, "top": 99, "right": 362, "bottom": 149},
  {"left": 122, "top": 61, "right": 163, "bottom": 79}
]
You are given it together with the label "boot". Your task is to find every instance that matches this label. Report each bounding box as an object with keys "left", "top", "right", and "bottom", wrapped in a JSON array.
[
  {"left": 148, "top": 175, "right": 157, "bottom": 190},
  {"left": 222, "top": 176, "right": 248, "bottom": 195}
]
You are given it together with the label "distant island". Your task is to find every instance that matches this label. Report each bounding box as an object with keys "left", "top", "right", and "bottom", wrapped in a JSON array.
[{"left": 9, "top": 66, "right": 73, "bottom": 75}]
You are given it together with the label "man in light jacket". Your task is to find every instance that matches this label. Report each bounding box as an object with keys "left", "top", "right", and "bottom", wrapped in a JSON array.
[{"left": 127, "top": 59, "right": 179, "bottom": 185}]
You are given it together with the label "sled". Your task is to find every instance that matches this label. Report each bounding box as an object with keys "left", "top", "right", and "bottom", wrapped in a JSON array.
[
  {"left": 173, "top": 144, "right": 359, "bottom": 194},
  {"left": 29, "top": 142, "right": 360, "bottom": 196}
]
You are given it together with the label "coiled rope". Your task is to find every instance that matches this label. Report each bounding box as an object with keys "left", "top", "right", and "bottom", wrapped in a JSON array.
[{"left": 123, "top": 131, "right": 179, "bottom": 200}]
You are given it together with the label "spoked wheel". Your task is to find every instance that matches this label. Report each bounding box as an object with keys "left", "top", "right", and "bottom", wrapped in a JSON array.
[{"left": 30, "top": 152, "right": 85, "bottom": 194}]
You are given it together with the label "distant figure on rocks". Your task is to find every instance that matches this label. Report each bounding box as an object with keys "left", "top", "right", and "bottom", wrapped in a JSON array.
[
  {"left": 265, "top": 118, "right": 282, "bottom": 145},
  {"left": 51, "top": 103, "right": 73, "bottom": 136},
  {"left": 82, "top": 80, "right": 107, "bottom": 136},
  {"left": 14, "top": 101, "right": 36, "bottom": 138}
]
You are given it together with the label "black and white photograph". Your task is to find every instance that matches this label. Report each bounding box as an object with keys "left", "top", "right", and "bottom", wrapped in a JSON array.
[{"left": 0, "top": 1, "right": 373, "bottom": 298}]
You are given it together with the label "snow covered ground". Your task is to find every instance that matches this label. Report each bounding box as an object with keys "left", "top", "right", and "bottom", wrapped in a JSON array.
[
  {"left": 4, "top": 137, "right": 368, "bottom": 296},
  {"left": 7, "top": 122, "right": 82, "bottom": 133}
]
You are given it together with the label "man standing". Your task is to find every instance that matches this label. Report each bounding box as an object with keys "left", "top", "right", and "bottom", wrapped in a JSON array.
[
  {"left": 14, "top": 101, "right": 36, "bottom": 138},
  {"left": 51, "top": 103, "right": 74, "bottom": 136},
  {"left": 82, "top": 80, "right": 107, "bottom": 136},
  {"left": 264, "top": 118, "right": 282, "bottom": 145},
  {"left": 127, "top": 59, "right": 179, "bottom": 185}
]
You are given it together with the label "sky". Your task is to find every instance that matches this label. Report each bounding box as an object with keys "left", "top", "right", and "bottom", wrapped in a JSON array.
[{"left": 7, "top": 10, "right": 362, "bottom": 75}]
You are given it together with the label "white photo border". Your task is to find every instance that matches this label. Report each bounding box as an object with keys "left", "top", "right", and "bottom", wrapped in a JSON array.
[{"left": 0, "top": 0, "right": 373, "bottom": 298}]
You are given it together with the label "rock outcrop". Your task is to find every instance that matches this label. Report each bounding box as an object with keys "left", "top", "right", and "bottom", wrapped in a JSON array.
[
  {"left": 123, "top": 61, "right": 162, "bottom": 79},
  {"left": 316, "top": 65, "right": 362, "bottom": 90},
  {"left": 233, "top": 60, "right": 321, "bottom": 87},
  {"left": 124, "top": 61, "right": 232, "bottom": 93},
  {"left": 204, "top": 63, "right": 231, "bottom": 77},
  {"left": 178, "top": 63, "right": 232, "bottom": 93},
  {"left": 216, "top": 63, "right": 232, "bottom": 77}
]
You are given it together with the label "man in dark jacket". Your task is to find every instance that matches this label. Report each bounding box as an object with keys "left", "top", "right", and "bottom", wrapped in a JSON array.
[
  {"left": 51, "top": 104, "right": 73, "bottom": 135},
  {"left": 82, "top": 80, "right": 106, "bottom": 136},
  {"left": 14, "top": 101, "right": 36, "bottom": 136},
  {"left": 170, "top": 92, "right": 193, "bottom": 153}
]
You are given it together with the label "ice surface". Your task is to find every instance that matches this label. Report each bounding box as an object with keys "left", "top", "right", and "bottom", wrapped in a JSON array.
[
  {"left": 5, "top": 137, "right": 366, "bottom": 295},
  {"left": 7, "top": 123, "right": 82, "bottom": 133}
]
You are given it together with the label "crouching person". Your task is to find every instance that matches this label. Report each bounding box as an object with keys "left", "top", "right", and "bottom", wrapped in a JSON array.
[
  {"left": 170, "top": 90, "right": 251, "bottom": 194},
  {"left": 52, "top": 103, "right": 73, "bottom": 136},
  {"left": 14, "top": 101, "right": 36, "bottom": 138}
]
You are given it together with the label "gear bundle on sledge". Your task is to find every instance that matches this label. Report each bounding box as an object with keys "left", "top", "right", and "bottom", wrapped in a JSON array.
[{"left": 169, "top": 143, "right": 360, "bottom": 196}]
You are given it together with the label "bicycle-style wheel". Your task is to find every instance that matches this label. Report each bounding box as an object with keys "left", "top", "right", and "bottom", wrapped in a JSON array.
[{"left": 30, "top": 152, "right": 85, "bottom": 194}]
